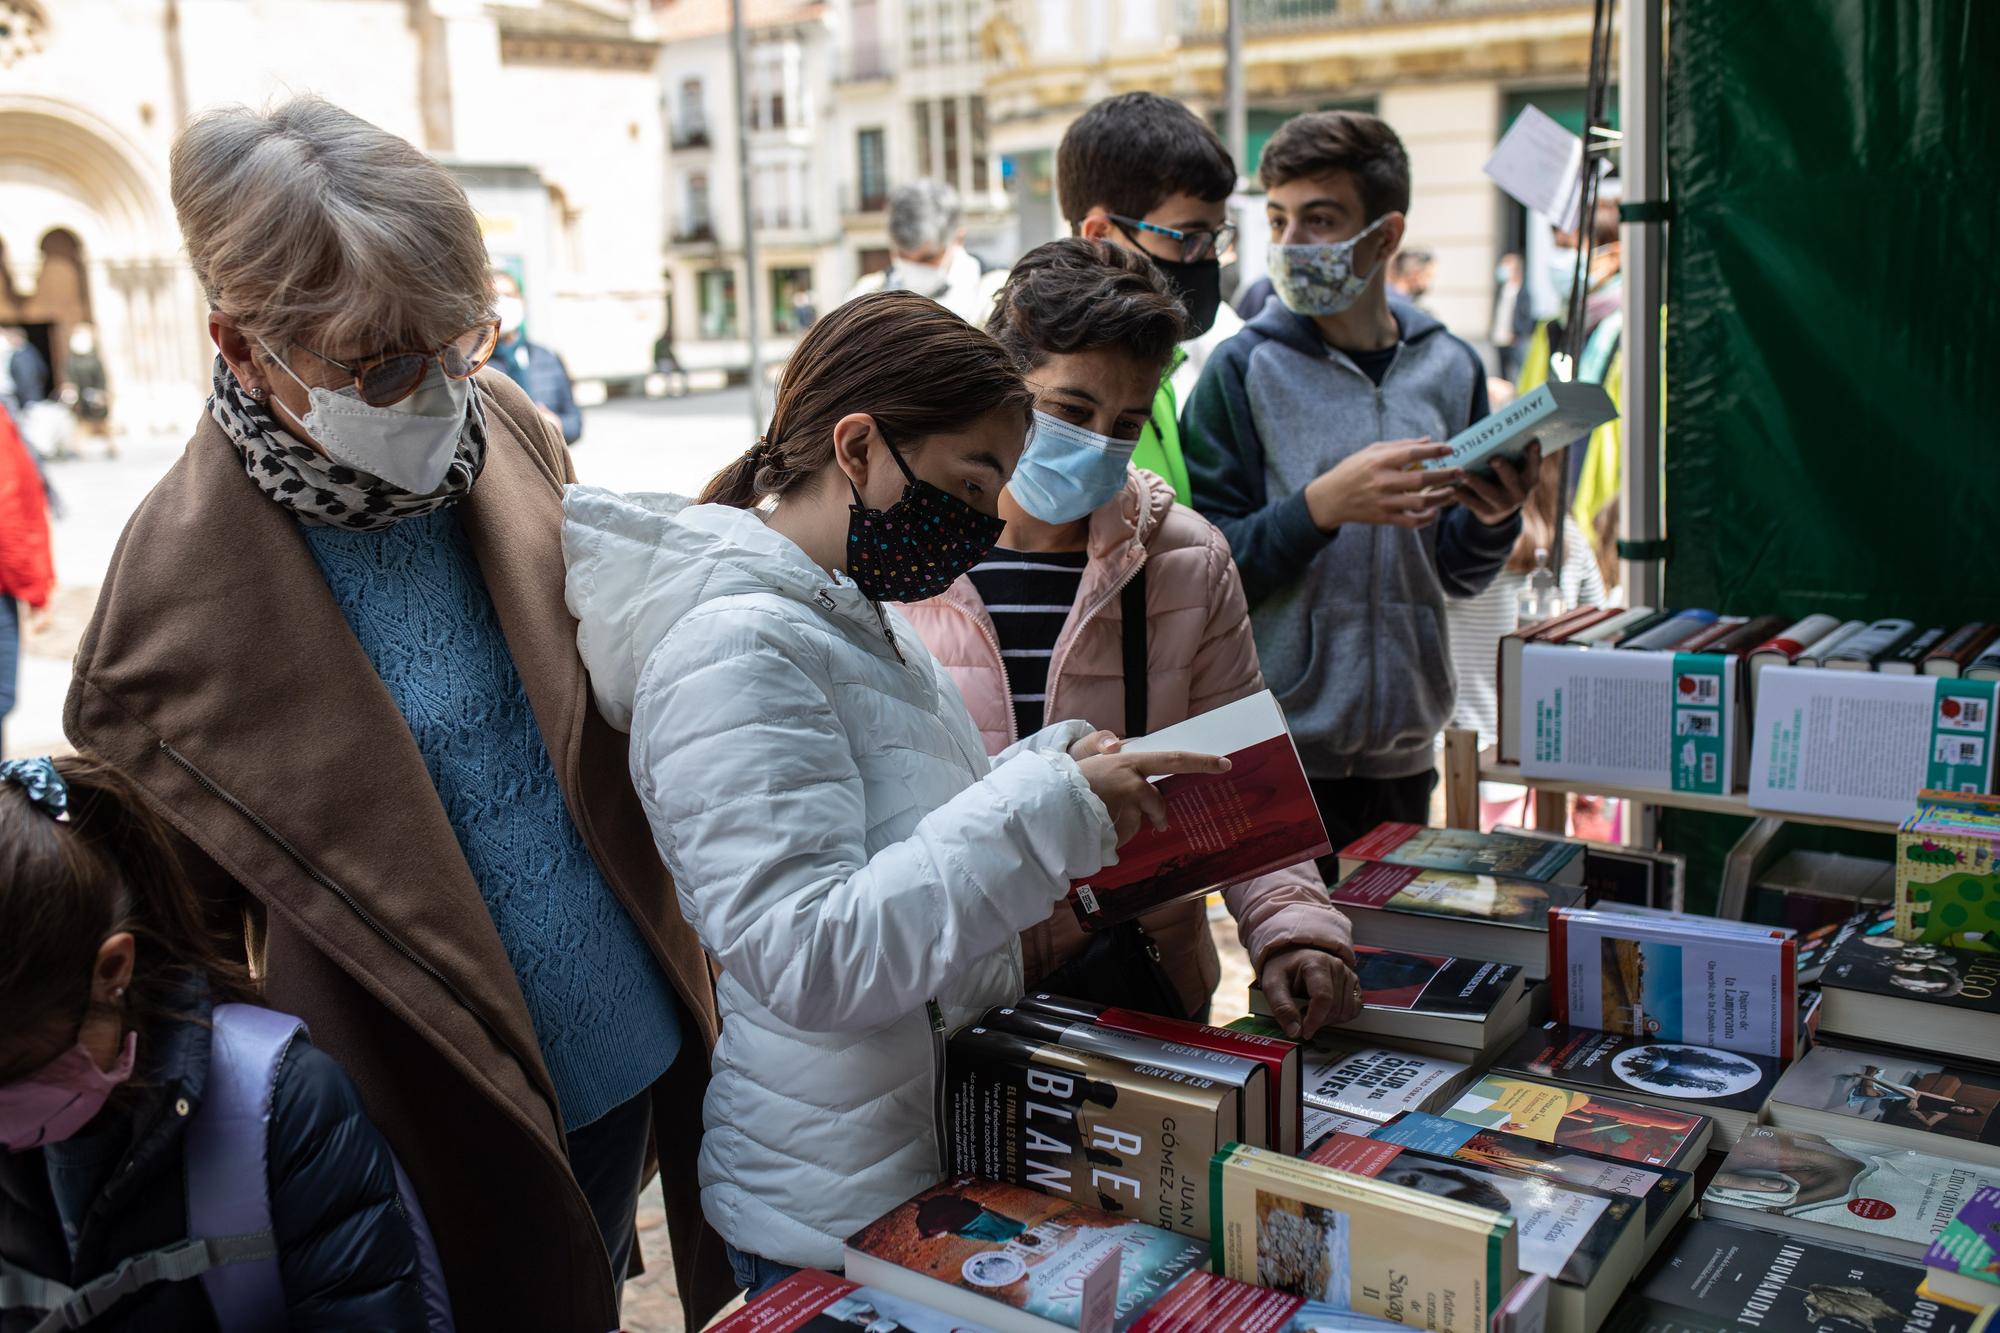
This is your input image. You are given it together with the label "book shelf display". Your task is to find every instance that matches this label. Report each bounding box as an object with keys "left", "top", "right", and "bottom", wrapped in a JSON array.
[{"left": 1439, "top": 727, "right": 1899, "bottom": 920}]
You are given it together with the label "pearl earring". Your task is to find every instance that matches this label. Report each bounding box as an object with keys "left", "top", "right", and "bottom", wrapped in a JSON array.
[
  {"left": 249, "top": 386, "right": 268, "bottom": 402},
  {"left": 111, "top": 986, "right": 126, "bottom": 1001}
]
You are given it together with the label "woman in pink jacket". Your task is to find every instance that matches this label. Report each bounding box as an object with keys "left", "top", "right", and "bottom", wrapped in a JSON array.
[{"left": 902, "top": 239, "right": 1360, "bottom": 1038}]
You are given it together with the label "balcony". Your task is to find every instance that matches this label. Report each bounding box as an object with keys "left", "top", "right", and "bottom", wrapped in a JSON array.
[
  {"left": 837, "top": 43, "right": 891, "bottom": 83},
  {"left": 1177, "top": 0, "right": 1569, "bottom": 35},
  {"left": 671, "top": 122, "right": 712, "bottom": 150},
  {"left": 671, "top": 220, "right": 717, "bottom": 246},
  {"left": 841, "top": 183, "right": 889, "bottom": 215}
]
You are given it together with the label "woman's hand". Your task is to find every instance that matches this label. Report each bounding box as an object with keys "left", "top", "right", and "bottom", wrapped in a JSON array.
[
  {"left": 1076, "top": 748, "right": 1230, "bottom": 845},
  {"left": 1261, "top": 945, "right": 1363, "bottom": 1040},
  {"left": 1069, "top": 729, "right": 1122, "bottom": 763}
]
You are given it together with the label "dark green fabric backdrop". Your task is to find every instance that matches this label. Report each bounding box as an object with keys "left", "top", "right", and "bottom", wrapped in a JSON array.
[{"left": 1664, "top": 0, "right": 2000, "bottom": 910}]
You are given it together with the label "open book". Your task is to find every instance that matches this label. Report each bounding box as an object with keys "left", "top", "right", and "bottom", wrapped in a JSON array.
[{"left": 1069, "top": 691, "right": 1330, "bottom": 929}]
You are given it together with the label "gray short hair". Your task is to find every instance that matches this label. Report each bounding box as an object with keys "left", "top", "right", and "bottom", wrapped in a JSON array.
[
  {"left": 170, "top": 96, "right": 493, "bottom": 357},
  {"left": 888, "top": 179, "right": 962, "bottom": 254}
]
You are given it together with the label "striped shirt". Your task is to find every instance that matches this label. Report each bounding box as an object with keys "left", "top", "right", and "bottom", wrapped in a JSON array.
[{"left": 967, "top": 546, "right": 1088, "bottom": 741}]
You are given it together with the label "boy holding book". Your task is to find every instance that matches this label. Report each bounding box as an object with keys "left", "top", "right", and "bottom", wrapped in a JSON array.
[
  {"left": 1185, "top": 111, "right": 1540, "bottom": 846},
  {"left": 1055, "top": 92, "right": 1241, "bottom": 504}
]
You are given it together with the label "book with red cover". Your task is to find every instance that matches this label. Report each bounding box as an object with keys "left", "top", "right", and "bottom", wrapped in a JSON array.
[
  {"left": 1130, "top": 1270, "right": 1411, "bottom": 1332},
  {"left": 1685, "top": 614, "right": 1788, "bottom": 657},
  {"left": 1925, "top": 623, "right": 2000, "bottom": 678},
  {"left": 1019, "top": 993, "right": 1302, "bottom": 1154},
  {"left": 709, "top": 1268, "right": 999, "bottom": 1331},
  {"left": 1069, "top": 692, "right": 1329, "bottom": 930}
]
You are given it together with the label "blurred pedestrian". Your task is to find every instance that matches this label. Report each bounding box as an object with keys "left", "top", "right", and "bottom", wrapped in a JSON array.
[
  {"left": 1490, "top": 252, "right": 1533, "bottom": 380},
  {"left": 845, "top": 179, "right": 1007, "bottom": 327},
  {"left": 60, "top": 325, "right": 112, "bottom": 458},
  {"left": 491, "top": 268, "right": 582, "bottom": 444},
  {"left": 2, "top": 327, "right": 49, "bottom": 413},
  {"left": 0, "top": 405, "right": 54, "bottom": 756},
  {"left": 1389, "top": 248, "right": 1435, "bottom": 310},
  {"left": 67, "top": 94, "right": 732, "bottom": 1331}
]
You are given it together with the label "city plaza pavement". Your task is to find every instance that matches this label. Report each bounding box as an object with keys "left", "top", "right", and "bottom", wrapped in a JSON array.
[{"left": 9, "top": 386, "right": 1256, "bottom": 1331}]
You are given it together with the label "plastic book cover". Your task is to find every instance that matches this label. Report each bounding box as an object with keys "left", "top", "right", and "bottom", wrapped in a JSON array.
[
  {"left": 1706, "top": 1125, "right": 1996, "bottom": 1260},
  {"left": 1338, "top": 822, "right": 1584, "bottom": 885},
  {"left": 1927, "top": 1185, "right": 2000, "bottom": 1294},
  {"left": 710, "top": 1270, "right": 1001, "bottom": 1333},
  {"left": 1331, "top": 862, "right": 1583, "bottom": 931},
  {"left": 1371, "top": 1110, "right": 1693, "bottom": 1233},
  {"left": 1444, "top": 1075, "right": 1708, "bottom": 1168},
  {"left": 1496, "top": 1025, "right": 1783, "bottom": 1116},
  {"left": 1549, "top": 908, "right": 1797, "bottom": 1059},
  {"left": 1070, "top": 692, "right": 1330, "bottom": 930},
  {"left": 1774, "top": 1046, "right": 2000, "bottom": 1153},
  {"left": 1308, "top": 1132, "right": 1638, "bottom": 1287},
  {"left": 846, "top": 1177, "right": 1205, "bottom": 1333},
  {"left": 1626, "top": 1218, "right": 1977, "bottom": 1333},
  {"left": 1822, "top": 931, "right": 2000, "bottom": 1014}
]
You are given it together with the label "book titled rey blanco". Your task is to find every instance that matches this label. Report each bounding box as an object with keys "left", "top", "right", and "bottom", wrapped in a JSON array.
[
  {"left": 1749, "top": 666, "right": 1999, "bottom": 824},
  {"left": 1069, "top": 692, "right": 1331, "bottom": 930},
  {"left": 1518, "top": 644, "right": 1739, "bottom": 796}
]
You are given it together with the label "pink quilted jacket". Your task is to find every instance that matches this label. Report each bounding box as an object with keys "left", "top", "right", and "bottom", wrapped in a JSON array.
[{"left": 901, "top": 468, "right": 1351, "bottom": 1017}]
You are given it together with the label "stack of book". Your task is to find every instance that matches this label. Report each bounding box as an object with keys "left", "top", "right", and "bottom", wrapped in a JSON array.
[
  {"left": 1247, "top": 944, "right": 1532, "bottom": 1062},
  {"left": 1228, "top": 1013, "right": 1478, "bottom": 1148}
]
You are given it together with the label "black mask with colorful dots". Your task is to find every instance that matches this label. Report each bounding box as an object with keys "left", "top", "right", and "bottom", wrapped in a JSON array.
[{"left": 844, "top": 438, "right": 1004, "bottom": 604}]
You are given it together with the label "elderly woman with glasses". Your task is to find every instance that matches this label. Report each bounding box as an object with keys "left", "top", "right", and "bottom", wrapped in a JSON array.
[{"left": 63, "top": 96, "right": 732, "bottom": 1331}]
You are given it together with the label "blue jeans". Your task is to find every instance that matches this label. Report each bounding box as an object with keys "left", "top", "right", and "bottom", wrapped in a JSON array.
[
  {"left": 0, "top": 596, "right": 18, "bottom": 753},
  {"left": 725, "top": 1243, "right": 802, "bottom": 1301}
]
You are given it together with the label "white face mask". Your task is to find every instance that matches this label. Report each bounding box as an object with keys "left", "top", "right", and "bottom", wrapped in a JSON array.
[
  {"left": 263, "top": 344, "right": 471, "bottom": 495},
  {"left": 495, "top": 297, "right": 526, "bottom": 337},
  {"left": 892, "top": 257, "right": 950, "bottom": 297},
  {"left": 1546, "top": 247, "right": 1582, "bottom": 306}
]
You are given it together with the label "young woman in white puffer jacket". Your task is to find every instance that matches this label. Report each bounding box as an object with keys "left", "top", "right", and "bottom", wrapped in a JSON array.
[{"left": 560, "top": 292, "right": 1226, "bottom": 1295}]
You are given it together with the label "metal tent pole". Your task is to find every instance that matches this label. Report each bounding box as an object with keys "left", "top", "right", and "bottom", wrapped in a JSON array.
[
  {"left": 1225, "top": 0, "right": 1247, "bottom": 175},
  {"left": 1619, "top": 0, "right": 1666, "bottom": 609},
  {"left": 731, "top": 0, "right": 768, "bottom": 429}
]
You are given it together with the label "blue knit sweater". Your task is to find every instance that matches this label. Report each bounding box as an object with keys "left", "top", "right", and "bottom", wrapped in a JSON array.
[{"left": 303, "top": 508, "right": 680, "bottom": 1131}]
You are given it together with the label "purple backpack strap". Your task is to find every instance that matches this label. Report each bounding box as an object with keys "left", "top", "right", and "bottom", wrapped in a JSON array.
[{"left": 184, "top": 1003, "right": 298, "bottom": 1332}]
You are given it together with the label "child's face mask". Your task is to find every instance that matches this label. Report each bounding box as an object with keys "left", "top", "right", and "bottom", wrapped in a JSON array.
[{"left": 0, "top": 1030, "right": 138, "bottom": 1151}]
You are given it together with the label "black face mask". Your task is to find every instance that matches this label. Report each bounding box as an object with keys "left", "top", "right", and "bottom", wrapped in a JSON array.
[
  {"left": 1148, "top": 254, "right": 1223, "bottom": 340},
  {"left": 845, "top": 439, "right": 1005, "bottom": 604}
]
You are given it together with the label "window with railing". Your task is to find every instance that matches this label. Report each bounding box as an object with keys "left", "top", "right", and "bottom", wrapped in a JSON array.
[
  {"left": 674, "top": 77, "right": 708, "bottom": 147},
  {"left": 857, "top": 128, "right": 887, "bottom": 211},
  {"left": 698, "top": 267, "right": 737, "bottom": 339},
  {"left": 913, "top": 101, "right": 933, "bottom": 181},
  {"left": 941, "top": 98, "right": 961, "bottom": 189},
  {"left": 679, "top": 172, "right": 713, "bottom": 240},
  {"left": 970, "top": 96, "right": 990, "bottom": 192}
]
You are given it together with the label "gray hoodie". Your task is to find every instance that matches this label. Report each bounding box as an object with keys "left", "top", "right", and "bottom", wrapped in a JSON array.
[{"left": 1183, "top": 297, "right": 1519, "bottom": 780}]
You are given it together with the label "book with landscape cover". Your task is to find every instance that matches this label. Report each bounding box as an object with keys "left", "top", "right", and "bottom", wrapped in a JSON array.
[
  {"left": 843, "top": 1176, "right": 1207, "bottom": 1333},
  {"left": 1210, "top": 1143, "right": 1518, "bottom": 1332},
  {"left": 1370, "top": 1110, "right": 1694, "bottom": 1243},
  {"left": 1768, "top": 1044, "right": 2000, "bottom": 1171},
  {"left": 1338, "top": 822, "right": 1586, "bottom": 886},
  {"left": 1069, "top": 692, "right": 1330, "bottom": 930},
  {"left": 1925, "top": 1185, "right": 2000, "bottom": 1312},
  {"left": 1548, "top": 907, "right": 1797, "bottom": 1060},
  {"left": 1443, "top": 1074, "right": 1712, "bottom": 1170},
  {"left": 1020, "top": 993, "right": 1301, "bottom": 1154},
  {"left": 711, "top": 1269, "right": 998, "bottom": 1333},
  {"left": 1611, "top": 1218, "right": 1978, "bottom": 1333},
  {"left": 1331, "top": 861, "right": 1586, "bottom": 979},
  {"left": 1703, "top": 1124, "right": 1998, "bottom": 1263},
  {"left": 1494, "top": 1024, "right": 1783, "bottom": 1146},
  {"left": 1897, "top": 794, "right": 2000, "bottom": 953},
  {"left": 1128, "top": 1271, "right": 1411, "bottom": 1333},
  {"left": 1819, "top": 929, "right": 2000, "bottom": 1063},
  {"left": 1420, "top": 378, "right": 1617, "bottom": 477},
  {"left": 941, "top": 1023, "right": 1235, "bottom": 1240},
  {"left": 978, "top": 1004, "right": 1271, "bottom": 1152},
  {"left": 1309, "top": 1131, "right": 1643, "bottom": 1332}
]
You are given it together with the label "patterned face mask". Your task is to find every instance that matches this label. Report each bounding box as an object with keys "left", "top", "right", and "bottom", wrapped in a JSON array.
[
  {"left": 1266, "top": 214, "right": 1394, "bottom": 317},
  {"left": 845, "top": 436, "right": 1005, "bottom": 603}
]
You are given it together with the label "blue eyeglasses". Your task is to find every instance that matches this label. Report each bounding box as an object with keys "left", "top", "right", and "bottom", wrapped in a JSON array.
[{"left": 1109, "top": 214, "right": 1238, "bottom": 264}]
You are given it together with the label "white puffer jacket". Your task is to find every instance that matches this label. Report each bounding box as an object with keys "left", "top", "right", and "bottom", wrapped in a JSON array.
[{"left": 561, "top": 487, "right": 1120, "bottom": 1268}]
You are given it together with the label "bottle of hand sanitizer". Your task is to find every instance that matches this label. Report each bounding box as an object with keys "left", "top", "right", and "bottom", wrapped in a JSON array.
[{"left": 1516, "top": 547, "right": 1563, "bottom": 626}]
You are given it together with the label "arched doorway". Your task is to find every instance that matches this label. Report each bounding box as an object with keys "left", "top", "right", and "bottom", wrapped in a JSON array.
[{"left": 0, "top": 228, "right": 92, "bottom": 396}]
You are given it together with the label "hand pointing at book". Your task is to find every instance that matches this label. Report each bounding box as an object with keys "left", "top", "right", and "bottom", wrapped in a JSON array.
[{"left": 1071, "top": 731, "right": 1232, "bottom": 845}]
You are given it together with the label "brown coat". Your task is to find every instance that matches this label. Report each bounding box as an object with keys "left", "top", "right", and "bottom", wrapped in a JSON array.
[{"left": 64, "top": 372, "right": 735, "bottom": 1331}]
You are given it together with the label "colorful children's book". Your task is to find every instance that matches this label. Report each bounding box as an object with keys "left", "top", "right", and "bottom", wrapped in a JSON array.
[
  {"left": 1898, "top": 792, "right": 2000, "bottom": 952},
  {"left": 1926, "top": 1186, "right": 2000, "bottom": 1312},
  {"left": 1442, "top": 1073, "right": 1712, "bottom": 1171}
]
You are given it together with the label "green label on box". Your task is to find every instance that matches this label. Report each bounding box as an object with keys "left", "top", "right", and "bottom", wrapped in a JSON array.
[
  {"left": 1928, "top": 678, "right": 1997, "bottom": 793},
  {"left": 1670, "top": 652, "right": 1728, "bottom": 794}
]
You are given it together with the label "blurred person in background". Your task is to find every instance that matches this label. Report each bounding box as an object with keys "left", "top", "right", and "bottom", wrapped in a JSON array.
[
  {"left": 66, "top": 94, "right": 731, "bottom": 1330},
  {"left": 1489, "top": 252, "right": 1533, "bottom": 380},
  {"left": 60, "top": 325, "right": 112, "bottom": 458},
  {"left": 0, "top": 402, "right": 54, "bottom": 756},
  {"left": 846, "top": 179, "right": 1007, "bottom": 327},
  {"left": 491, "top": 268, "right": 582, "bottom": 445},
  {"left": 2, "top": 327, "right": 48, "bottom": 415},
  {"left": 1388, "top": 248, "right": 1435, "bottom": 311}
]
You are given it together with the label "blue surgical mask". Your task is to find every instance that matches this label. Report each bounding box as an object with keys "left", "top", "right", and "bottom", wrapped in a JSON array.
[
  {"left": 1006, "top": 410, "right": 1136, "bottom": 525},
  {"left": 1546, "top": 246, "right": 1581, "bottom": 307}
]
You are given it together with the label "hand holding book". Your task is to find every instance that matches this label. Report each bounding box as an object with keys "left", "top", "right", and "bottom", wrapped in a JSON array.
[
  {"left": 1261, "top": 943, "right": 1363, "bottom": 1041},
  {"left": 1074, "top": 739, "right": 1232, "bottom": 844},
  {"left": 1450, "top": 439, "right": 1543, "bottom": 527},
  {"left": 1304, "top": 437, "right": 1459, "bottom": 532}
]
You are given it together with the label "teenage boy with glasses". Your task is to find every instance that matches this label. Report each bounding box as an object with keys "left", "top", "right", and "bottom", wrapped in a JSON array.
[{"left": 1056, "top": 92, "right": 1240, "bottom": 505}]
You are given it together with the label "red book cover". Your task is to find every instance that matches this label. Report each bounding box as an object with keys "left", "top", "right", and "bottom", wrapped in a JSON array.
[
  {"left": 1129, "top": 1270, "right": 1309, "bottom": 1332},
  {"left": 1339, "top": 822, "right": 1423, "bottom": 865},
  {"left": 1305, "top": 1131, "right": 1407, "bottom": 1177},
  {"left": 1069, "top": 693, "right": 1329, "bottom": 930}
]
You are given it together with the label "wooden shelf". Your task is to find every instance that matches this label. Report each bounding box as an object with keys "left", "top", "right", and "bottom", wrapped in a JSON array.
[{"left": 1472, "top": 754, "right": 1900, "bottom": 837}]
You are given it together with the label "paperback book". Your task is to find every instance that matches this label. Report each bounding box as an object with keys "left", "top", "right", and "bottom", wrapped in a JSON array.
[
  {"left": 1128, "top": 1271, "right": 1410, "bottom": 1333},
  {"left": 1337, "top": 822, "right": 1585, "bottom": 887},
  {"left": 941, "top": 1023, "right": 1234, "bottom": 1239},
  {"left": 843, "top": 1177, "right": 1207, "bottom": 1333},
  {"left": 1443, "top": 1074, "right": 1712, "bottom": 1170},
  {"left": 1209, "top": 1142, "right": 1518, "bottom": 1332},
  {"left": 1703, "top": 1124, "right": 1997, "bottom": 1263},
  {"left": 1612, "top": 1218, "right": 1977, "bottom": 1333},
  {"left": 1819, "top": 930, "right": 2000, "bottom": 1064},
  {"left": 1422, "top": 378, "right": 1616, "bottom": 478},
  {"left": 1252, "top": 946, "right": 1527, "bottom": 1052},
  {"left": 1223, "top": 1015, "right": 1476, "bottom": 1131},
  {"left": 1898, "top": 793, "right": 2000, "bottom": 952},
  {"left": 1925, "top": 1186, "right": 2000, "bottom": 1312},
  {"left": 1370, "top": 1110, "right": 1695, "bottom": 1244},
  {"left": 1548, "top": 907, "right": 1797, "bottom": 1059},
  {"left": 1519, "top": 646, "right": 1738, "bottom": 796},
  {"left": 1331, "top": 861, "right": 1586, "bottom": 979},
  {"left": 1492, "top": 1024, "right": 1782, "bottom": 1149},
  {"left": 1794, "top": 906, "right": 1897, "bottom": 986},
  {"left": 1768, "top": 1044, "right": 2000, "bottom": 1171},
  {"left": 1019, "top": 994, "right": 1301, "bottom": 1154},
  {"left": 712, "top": 1269, "right": 998, "bottom": 1333},
  {"left": 1070, "top": 692, "right": 1330, "bottom": 930}
]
